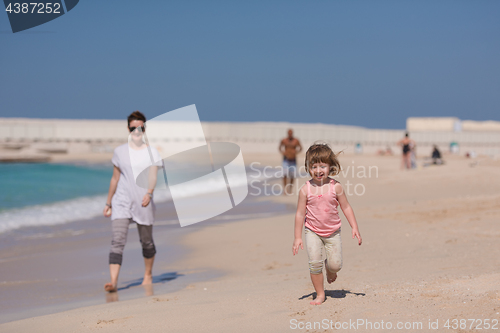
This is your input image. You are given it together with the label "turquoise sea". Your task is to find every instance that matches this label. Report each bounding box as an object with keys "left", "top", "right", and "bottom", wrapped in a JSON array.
[
  {"left": 0, "top": 163, "right": 115, "bottom": 233},
  {"left": 0, "top": 162, "right": 267, "bottom": 233},
  {"left": 0, "top": 163, "right": 112, "bottom": 210}
]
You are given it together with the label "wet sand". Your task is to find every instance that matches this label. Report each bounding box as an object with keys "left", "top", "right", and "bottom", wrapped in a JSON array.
[{"left": 1, "top": 152, "right": 500, "bottom": 332}]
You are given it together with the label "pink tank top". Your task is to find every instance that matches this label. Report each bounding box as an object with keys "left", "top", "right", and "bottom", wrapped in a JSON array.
[{"left": 304, "top": 178, "right": 341, "bottom": 237}]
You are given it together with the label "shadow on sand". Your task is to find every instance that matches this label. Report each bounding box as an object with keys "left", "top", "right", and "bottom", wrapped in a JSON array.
[
  {"left": 118, "top": 271, "right": 183, "bottom": 291},
  {"left": 299, "top": 289, "right": 366, "bottom": 301}
]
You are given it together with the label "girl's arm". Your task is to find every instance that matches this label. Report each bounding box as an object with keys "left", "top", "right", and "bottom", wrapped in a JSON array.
[
  {"left": 292, "top": 185, "right": 307, "bottom": 255},
  {"left": 335, "top": 182, "right": 362, "bottom": 245},
  {"left": 142, "top": 166, "right": 158, "bottom": 207},
  {"left": 103, "top": 166, "right": 121, "bottom": 217}
]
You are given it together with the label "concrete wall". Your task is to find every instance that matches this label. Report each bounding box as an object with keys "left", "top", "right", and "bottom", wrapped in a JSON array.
[
  {"left": 202, "top": 121, "right": 404, "bottom": 155},
  {"left": 462, "top": 120, "right": 500, "bottom": 132},
  {"left": 407, "top": 117, "right": 500, "bottom": 133},
  {"left": 1, "top": 118, "right": 499, "bottom": 157},
  {"left": 407, "top": 117, "right": 461, "bottom": 132}
]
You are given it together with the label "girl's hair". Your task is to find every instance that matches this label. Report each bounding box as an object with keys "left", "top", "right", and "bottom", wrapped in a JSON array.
[
  {"left": 127, "top": 111, "right": 146, "bottom": 126},
  {"left": 305, "top": 143, "right": 341, "bottom": 176}
]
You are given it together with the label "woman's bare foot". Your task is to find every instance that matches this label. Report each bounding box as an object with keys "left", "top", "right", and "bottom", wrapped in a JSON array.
[
  {"left": 142, "top": 284, "right": 154, "bottom": 296},
  {"left": 310, "top": 293, "right": 325, "bottom": 305},
  {"left": 142, "top": 274, "right": 153, "bottom": 285},
  {"left": 104, "top": 283, "right": 117, "bottom": 293}
]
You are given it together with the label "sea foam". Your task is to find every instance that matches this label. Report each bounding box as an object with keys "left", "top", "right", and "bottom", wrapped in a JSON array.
[
  {"left": 0, "top": 191, "right": 171, "bottom": 234},
  {"left": 0, "top": 168, "right": 266, "bottom": 234}
]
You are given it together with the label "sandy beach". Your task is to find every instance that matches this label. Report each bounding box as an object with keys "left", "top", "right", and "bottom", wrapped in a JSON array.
[
  {"left": 1, "top": 152, "right": 499, "bottom": 332},
  {"left": 3, "top": 1, "right": 500, "bottom": 331}
]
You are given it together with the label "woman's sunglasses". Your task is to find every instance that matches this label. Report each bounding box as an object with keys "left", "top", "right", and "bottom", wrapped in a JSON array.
[{"left": 129, "top": 126, "right": 145, "bottom": 133}]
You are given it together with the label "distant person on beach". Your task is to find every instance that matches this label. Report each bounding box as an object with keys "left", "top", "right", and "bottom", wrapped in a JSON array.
[
  {"left": 103, "top": 111, "right": 162, "bottom": 293},
  {"left": 279, "top": 129, "right": 302, "bottom": 195},
  {"left": 377, "top": 146, "right": 393, "bottom": 156},
  {"left": 432, "top": 145, "right": 443, "bottom": 165},
  {"left": 292, "top": 143, "right": 362, "bottom": 305},
  {"left": 397, "top": 133, "right": 415, "bottom": 170}
]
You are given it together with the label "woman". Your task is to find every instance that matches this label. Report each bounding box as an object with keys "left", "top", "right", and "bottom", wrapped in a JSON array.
[
  {"left": 103, "top": 111, "right": 162, "bottom": 292},
  {"left": 397, "top": 133, "right": 415, "bottom": 170}
]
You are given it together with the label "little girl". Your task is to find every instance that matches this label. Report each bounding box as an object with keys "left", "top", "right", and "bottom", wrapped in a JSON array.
[{"left": 292, "top": 143, "right": 362, "bottom": 305}]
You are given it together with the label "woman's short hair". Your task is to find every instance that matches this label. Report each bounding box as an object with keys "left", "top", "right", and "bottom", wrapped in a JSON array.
[
  {"left": 127, "top": 111, "right": 146, "bottom": 126},
  {"left": 305, "top": 143, "right": 341, "bottom": 176}
]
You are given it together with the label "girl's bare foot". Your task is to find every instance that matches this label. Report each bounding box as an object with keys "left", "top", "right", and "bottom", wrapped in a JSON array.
[
  {"left": 325, "top": 260, "right": 337, "bottom": 284},
  {"left": 326, "top": 270, "right": 337, "bottom": 284},
  {"left": 142, "top": 274, "right": 153, "bottom": 285},
  {"left": 310, "top": 294, "right": 325, "bottom": 305},
  {"left": 104, "top": 283, "right": 117, "bottom": 293}
]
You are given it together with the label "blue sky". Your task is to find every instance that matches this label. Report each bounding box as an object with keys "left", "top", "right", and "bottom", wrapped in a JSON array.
[{"left": 1, "top": 1, "right": 499, "bottom": 129}]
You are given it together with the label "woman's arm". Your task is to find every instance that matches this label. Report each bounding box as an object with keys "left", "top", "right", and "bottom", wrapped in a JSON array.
[
  {"left": 292, "top": 185, "right": 307, "bottom": 255},
  {"left": 103, "top": 166, "right": 121, "bottom": 217},
  {"left": 142, "top": 166, "right": 158, "bottom": 207},
  {"left": 335, "top": 182, "right": 362, "bottom": 245}
]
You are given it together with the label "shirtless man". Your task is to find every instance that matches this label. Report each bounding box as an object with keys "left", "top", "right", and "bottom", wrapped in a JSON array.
[{"left": 279, "top": 129, "right": 302, "bottom": 195}]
